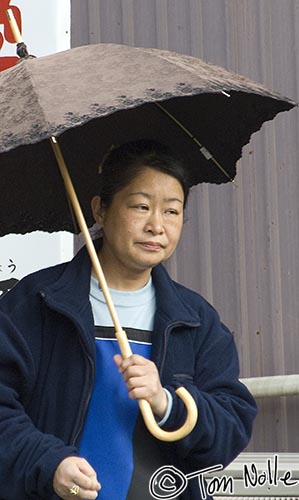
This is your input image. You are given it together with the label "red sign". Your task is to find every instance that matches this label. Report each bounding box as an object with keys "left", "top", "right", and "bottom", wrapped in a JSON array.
[{"left": 0, "top": 1, "right": 22, "bottom": 71}]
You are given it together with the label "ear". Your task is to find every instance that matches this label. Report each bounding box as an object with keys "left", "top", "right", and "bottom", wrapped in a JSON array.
[{"left": 91, "top": 196, "right": 105, "bottom": 224}]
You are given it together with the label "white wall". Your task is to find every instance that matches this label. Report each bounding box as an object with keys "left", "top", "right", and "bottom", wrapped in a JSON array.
[{"left": 0, "top": 0, "right": 72, "bottom": 293}]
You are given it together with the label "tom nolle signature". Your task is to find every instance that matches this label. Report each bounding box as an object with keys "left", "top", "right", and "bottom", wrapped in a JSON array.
[{"left": 149, "top": 454, "right": 298, "bottom": 499}]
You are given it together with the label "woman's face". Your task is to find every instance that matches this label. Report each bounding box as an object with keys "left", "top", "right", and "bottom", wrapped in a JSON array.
[{"left": 92, "top": 167, "right": 184, "bottom": 287}]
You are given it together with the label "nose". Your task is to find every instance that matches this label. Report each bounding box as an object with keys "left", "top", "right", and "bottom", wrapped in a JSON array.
[{"left": 144, "top": 210, "right": 164, "bottom": 235}]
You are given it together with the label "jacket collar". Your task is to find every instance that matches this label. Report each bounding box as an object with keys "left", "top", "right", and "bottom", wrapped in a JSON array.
[
  {"left": 41, "top": 243, "right": 93, "bottom": 310},
  {"left": 152, "top": 264, "right": 201, "bottom": 326},
  {"left": 42, "top": 240, "right": 201, "bottom": 334}
]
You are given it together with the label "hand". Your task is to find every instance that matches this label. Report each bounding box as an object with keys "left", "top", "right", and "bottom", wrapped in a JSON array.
[
  {"left": 53, "top": 456, "right": 101, "bottom": 499},
  {"left": 114, "top": 354, "right": 168, "bottom": 418}
]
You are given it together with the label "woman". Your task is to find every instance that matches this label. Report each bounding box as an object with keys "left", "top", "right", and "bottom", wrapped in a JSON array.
[{"left": 0, "top": 140, "right": 257, "bottom": 500}]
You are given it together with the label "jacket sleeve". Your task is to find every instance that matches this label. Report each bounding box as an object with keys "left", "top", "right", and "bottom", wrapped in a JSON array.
[
  {"left": 0, "top": 311, "right": 77, "bottom": 500},
  {"left": 162, "top": 303, "right": 257, "bottom": 470}
]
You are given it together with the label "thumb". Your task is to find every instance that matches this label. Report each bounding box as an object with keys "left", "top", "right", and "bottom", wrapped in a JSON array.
[{"left": 113, "top": 354, "right": 123, "bottom": 368}]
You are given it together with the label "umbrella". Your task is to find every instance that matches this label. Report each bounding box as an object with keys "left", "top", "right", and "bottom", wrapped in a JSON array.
[
  {"left": 0, "top": 22, "right": 296, "bottom": 441},
  {"left": 0, "top": 43, "right": 296, "bottom": 236}
]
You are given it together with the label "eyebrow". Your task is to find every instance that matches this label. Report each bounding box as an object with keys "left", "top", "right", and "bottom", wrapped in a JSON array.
[{"left": 128, "top": 191, "right": 183, "bottom": 204}]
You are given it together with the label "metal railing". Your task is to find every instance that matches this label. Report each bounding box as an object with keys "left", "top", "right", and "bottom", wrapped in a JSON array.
[
  {"left": 241, "top": 374, "right": 299, "bottom": 398},
  {"left": 206, "top": 375, "right": 299, "bottom": 498}
]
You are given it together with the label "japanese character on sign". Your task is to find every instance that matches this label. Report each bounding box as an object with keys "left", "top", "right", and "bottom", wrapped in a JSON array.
[{"left": 0, "top": 257, "right": 18, "bottom": 295}]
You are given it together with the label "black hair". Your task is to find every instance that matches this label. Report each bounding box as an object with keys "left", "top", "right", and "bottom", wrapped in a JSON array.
[{"left": 98, "top": 139, "right": 191, "bottom": 208}]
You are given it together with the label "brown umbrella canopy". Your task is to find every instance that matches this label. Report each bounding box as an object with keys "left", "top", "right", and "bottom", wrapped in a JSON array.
[{"left": 0, "top": 43, "right": 296, "bottom": 235}]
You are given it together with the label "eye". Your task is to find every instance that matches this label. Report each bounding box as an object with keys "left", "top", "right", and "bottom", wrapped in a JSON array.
[
  {"left": 165, "top": 208, "right": 179, "bottom": 215},
  {"left": 132, "top": 204, "right": 149, "bottom": 211}
]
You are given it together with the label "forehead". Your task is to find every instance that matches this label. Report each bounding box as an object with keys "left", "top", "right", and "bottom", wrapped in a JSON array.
[{"left": 124, "top": 167, "right": 184, "bottom": 198}]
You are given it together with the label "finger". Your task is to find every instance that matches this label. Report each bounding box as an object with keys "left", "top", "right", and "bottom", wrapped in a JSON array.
[
  {"left": 126, "top": 376, "right": 161, "bottom": 395},
  {"left": 67, "top": 484, "right": 100, "bottom": 499},
  {"left": 73, "top": 470, "right": 100, "bottom": 492},
  {"left": 121, "top": 365, "right": 147, "bottom": 382},
  {"left": 126, "top": 374, "right": 147, "bottom": 390},
  {"left": 77, "top": 461, "right": 101, "bottom": 490},
  {"left": 128, "top": 386, "right": 147, "bottom": 399},
  {"left": 55, "top": 481, "right": 100, "bottom": 500},
  {"left": 127, "top": 385, "right": 157, "bottom": 401},
  {"left": 118, "top": 354, "right": 148, "bottom": 371},
  {"left": 66, "top": 472, "right": 101, "bottom": 500}
]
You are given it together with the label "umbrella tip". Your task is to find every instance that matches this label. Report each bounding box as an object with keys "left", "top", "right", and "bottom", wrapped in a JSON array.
[{"left": 6, "top": 8, "right": 35, "bottom": 60}]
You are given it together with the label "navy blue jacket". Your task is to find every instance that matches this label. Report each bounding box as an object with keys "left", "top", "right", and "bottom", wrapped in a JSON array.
[{"left": 0, "top": 244, "right": 257, "bottom": 499}]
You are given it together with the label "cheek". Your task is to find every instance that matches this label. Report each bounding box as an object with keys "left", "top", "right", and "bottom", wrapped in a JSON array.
[
  {"left": 115, "top": 216, "right": 141, "bottom": 239},
  {"left": 126, "top": 216, "right": 144, "bottom": 231}
]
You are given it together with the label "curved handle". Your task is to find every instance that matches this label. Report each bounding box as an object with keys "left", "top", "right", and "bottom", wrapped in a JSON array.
[
  {"left": 138, "top": 387, "right": 198, "bottom": 441},
  {"left": 116, "top": 327, "right": 198, "bottom": 442},
  {"left": 51, "top": 136, "right": 198, "bottom": 442}
]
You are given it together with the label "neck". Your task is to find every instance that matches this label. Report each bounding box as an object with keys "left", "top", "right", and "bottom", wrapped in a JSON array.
[{"left": 92, "top": 252, "right": 152, "bottom": 291}]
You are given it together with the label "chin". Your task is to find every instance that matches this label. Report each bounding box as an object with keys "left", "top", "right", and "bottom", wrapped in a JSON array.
[
  {"left": 135, "top": 257, "right": 164, "bottom": 271},
  {"left": 131, "top": 249, "right": 169, "bottom": 270}
]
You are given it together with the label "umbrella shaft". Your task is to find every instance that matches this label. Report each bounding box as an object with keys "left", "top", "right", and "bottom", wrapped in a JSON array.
[{"left": 49, "top": 137, "right": 125, "bottom": 339}]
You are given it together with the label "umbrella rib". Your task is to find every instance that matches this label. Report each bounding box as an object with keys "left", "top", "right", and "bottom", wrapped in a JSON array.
[{"left": 155, "top": 102, "right": 235, "bottom": 184}]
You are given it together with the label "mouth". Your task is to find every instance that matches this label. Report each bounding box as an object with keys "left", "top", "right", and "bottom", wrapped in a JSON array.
[{"left": 137, "top": 241, "right": 164, "bottom": 251}]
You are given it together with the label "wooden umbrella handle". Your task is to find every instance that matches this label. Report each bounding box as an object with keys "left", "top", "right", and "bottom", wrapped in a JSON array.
[
  {"left": 115, "top": 326, "right": 198, "bottom": 441},
  {"left": 138, "top": 389, "right": 198, "bottom": 441},
  {"left": 50, "top": 136, "right": 198, "bottom": 441}
]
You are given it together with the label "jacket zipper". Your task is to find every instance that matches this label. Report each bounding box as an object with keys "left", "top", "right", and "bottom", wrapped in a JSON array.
[
  {"left": 70, "top": 341, "right": 94, "bottom": 446},
  {"left": 40, "top": 291, "right": 95, "bottom": 447}
]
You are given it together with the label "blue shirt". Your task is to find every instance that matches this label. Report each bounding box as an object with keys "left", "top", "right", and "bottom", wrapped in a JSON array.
[{"left": 79, "top": 276, "right": 158, "bottom": 499}]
